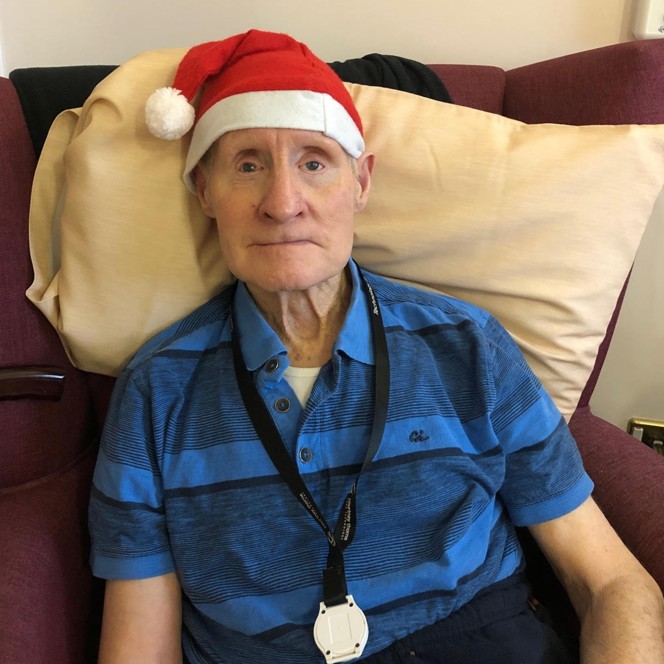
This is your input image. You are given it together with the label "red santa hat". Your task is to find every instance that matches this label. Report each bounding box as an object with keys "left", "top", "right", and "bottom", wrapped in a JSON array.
[{"left": 145, "top": 29, "right": 365, "bottom": 192}]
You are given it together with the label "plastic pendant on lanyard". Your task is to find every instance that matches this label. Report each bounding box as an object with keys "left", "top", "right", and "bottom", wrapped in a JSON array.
[
  {"left": 314, "top": 595, "right": 369, "bottom": 663},
  {"left": 231, "top": 264, "right": 389, "bottom": 661}
]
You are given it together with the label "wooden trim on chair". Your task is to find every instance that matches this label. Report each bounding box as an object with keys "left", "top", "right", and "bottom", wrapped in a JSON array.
[{"left": 0, "top": 366, "right": 65, "bottom": 400}]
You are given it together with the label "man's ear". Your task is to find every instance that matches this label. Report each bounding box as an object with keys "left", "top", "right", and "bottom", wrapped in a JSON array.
[
  {"left": 193, "top": 163, "right": 215, "bottom": 218},
  {"left": 354, "top": 151, "right": 375, "bottom": 213}
]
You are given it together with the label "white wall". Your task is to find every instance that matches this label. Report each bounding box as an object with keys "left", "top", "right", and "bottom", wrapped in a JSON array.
[
  {"left": 1, "top": 0, "right": 661, "bottom": 430},
  {"left": 591, "top": 193, "right": 664, "bottom": 429},
  {"left": 0, "top": 0, "right": 640, "bottom": 73}
]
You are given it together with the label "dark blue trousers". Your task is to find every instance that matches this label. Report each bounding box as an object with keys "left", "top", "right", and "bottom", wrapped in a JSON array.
[
  {"left": 360, "top": 573, "right": 577, "bottom": 664},
  {"left": 183, "top": 573, "right": 577, "bottom": 663}
]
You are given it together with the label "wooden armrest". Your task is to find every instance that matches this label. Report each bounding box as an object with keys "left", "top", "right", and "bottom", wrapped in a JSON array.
[{"left": 0, "top": 366, "right": 65, "bottom": 400}]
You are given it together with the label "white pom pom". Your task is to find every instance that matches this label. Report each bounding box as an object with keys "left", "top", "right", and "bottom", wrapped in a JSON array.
[{"left": 145, "top": 87, "right": 195, "bottom": 140}]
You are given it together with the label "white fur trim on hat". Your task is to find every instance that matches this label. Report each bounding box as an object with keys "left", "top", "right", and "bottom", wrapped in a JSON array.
[
  {"left": 145, "top": 87, "right": 196, "bottom": 140},
  {"left": 182, "top": 89, "right": 365, "bottom": 192}
]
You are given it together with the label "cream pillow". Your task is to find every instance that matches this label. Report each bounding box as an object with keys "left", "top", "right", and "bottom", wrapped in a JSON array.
[{"left": 28, "top": 48, "right": 664, "bottom": 419}]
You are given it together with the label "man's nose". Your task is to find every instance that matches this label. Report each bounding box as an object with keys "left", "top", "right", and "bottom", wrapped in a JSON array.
[{"left": 259, "top": 167, "right": 305, "bottom": 222}]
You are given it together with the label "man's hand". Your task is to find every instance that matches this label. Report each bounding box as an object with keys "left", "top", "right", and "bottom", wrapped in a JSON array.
[
  {"left": 529, "top": 497, "right": 664, "bottom": 663},
  {"left": 98, "top": 572, "right": 183, "bottom": 664}
]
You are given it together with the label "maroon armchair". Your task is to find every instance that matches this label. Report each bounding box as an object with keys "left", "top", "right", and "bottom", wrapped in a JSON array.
[{"left": 2, "top": 39, "right": 664, "bottom": 664}]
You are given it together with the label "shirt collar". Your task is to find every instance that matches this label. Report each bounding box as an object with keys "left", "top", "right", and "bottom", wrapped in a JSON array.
[
  {"left": 233, "top": 260, "right": 375, "bottom": 372},
  {"left": 335, "top": 260, "right": 374, "bottom": 365},
  {"left": 233, "top": 282, "right": 287, "bottom": 372}
]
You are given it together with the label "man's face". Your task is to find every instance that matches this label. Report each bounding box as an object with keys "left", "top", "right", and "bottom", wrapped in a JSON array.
[{"left": 194, "top": 128, "right": 374, "bottom": 297}]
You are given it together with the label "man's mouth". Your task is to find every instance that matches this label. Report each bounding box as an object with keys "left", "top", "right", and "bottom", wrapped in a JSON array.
[{"left": 254, "top": 239, "right": 312, "bottom": 247}]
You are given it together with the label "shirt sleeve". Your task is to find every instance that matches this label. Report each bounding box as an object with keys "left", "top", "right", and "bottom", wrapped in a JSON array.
[
  {"left": 484, "top": 316, "right": 594, "bottom": 527},
  {"left": 88, "top": 369, "right": 175, "bottom": 579}
]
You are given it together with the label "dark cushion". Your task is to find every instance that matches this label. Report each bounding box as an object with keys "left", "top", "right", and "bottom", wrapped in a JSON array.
[{"left": 9, "top": 66, "right": 117, "bottom": 157}]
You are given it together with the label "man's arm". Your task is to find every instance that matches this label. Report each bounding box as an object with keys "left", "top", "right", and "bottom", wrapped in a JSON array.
[
  {"left": 98, "top": 572, "right": 183, "bottom": 664},
  {"left": 529, "top": 496, "right": 664, "bottom": 663}
]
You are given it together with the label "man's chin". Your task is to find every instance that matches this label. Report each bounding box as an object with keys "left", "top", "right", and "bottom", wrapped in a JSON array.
[{"left": 242, "top": 265, "right": 348, "bottom": 298}]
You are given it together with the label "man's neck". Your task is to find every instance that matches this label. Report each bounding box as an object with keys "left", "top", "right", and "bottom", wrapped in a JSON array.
[{"left": 247, "top": 269, "right": 352, "bottom": 367}]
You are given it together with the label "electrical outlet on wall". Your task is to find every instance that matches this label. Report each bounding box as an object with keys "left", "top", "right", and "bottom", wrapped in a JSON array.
[
  {"left": 634, "top": 0, "right": 664, "bottom": 39},
  {"left": 628, "top": 418, "right": 664, "bottom": 456}
]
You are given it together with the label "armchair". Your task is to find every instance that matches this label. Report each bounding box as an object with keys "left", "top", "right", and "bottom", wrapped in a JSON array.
[{"left": 2, "top": 38, "right": 664, "bottom": 663}]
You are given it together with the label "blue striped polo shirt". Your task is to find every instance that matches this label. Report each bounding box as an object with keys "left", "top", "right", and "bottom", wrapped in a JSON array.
[{"left": 89, "top": 261, "right": 593, "bottom": 663}]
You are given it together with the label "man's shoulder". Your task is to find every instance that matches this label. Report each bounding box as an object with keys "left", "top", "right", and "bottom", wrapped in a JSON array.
[
  {"left": 365, "top": 270, "right": 492, "bottom": 329},
  {"left": 124, "top": 286, "right": 233, "bottom": 375}
]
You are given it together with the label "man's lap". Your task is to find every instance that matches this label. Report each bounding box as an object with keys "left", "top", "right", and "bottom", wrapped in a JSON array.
[
  {"left": 360, "top": 573, "right": 577, "bottom": 664},
  {"left": 181, "top": 573, "right": 577, "bottom": 663}
]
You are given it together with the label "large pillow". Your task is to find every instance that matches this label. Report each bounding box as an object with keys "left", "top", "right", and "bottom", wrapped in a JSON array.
[{"left": 28, "top": 48, "right": 664, "bottom": 419}]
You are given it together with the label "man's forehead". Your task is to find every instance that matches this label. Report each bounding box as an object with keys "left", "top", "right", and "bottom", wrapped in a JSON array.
[{"left": 218, "top": 127, "right": 344, "bottom": 154}]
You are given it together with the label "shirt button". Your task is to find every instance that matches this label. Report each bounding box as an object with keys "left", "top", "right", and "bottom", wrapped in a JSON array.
[
  {"left": 265, "top": 358, "right": 279, "bottom": 373},
  {"left": 299, "top": 447, "right": 313, "bottom": 463},
  {"left": 274, "top": 397, "right": 290, "bottom": 413}
]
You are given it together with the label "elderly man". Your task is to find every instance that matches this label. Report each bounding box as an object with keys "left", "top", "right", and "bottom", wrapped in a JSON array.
[{"left": 89, "top": 29, "right": 664, "bottom": 664}]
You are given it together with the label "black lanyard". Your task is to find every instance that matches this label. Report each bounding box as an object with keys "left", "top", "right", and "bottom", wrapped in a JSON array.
[{"left": 230, "top": 266, "right": 390, "bottom": 607}]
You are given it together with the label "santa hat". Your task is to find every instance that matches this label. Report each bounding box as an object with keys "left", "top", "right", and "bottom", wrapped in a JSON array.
[{"left": 145, "top": 29, "right": 365, "bottom": 192}]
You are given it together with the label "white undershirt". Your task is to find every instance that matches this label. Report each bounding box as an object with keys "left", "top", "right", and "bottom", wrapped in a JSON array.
[{"left": 283, "top": 366, "right": 322, "bottom": 407}]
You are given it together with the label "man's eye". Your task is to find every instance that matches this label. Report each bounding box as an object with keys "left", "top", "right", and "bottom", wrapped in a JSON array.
[
  {"left": 303, "top": 161, "right": 323, "bottom": 172},
  {"left": 239, "top": 162, "right": 258, "bottom": 173}
]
